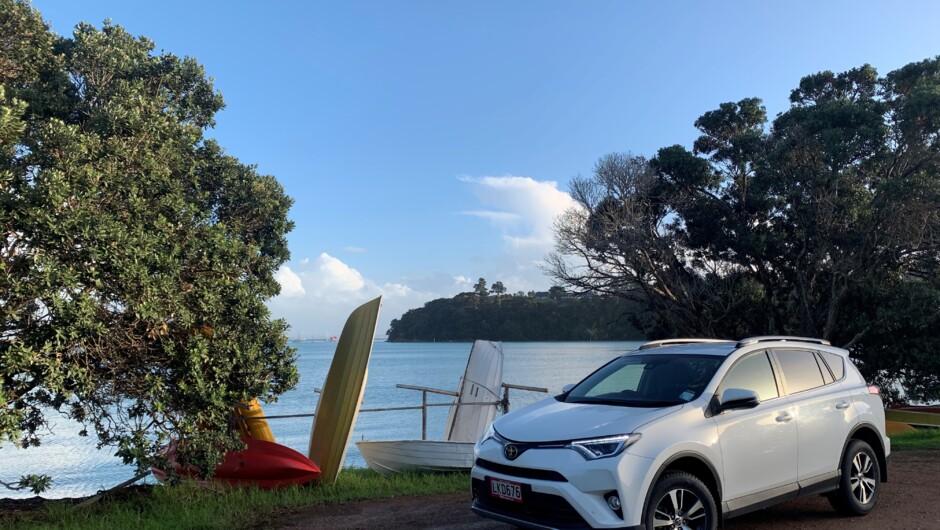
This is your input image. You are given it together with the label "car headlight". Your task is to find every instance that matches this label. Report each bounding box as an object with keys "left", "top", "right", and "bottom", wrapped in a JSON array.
[
  {"left": 477, "top": 424, "right": 498, "bottom": 448},
  {"left": 566, "top": 433, "right": 642, "bottom": 460}
]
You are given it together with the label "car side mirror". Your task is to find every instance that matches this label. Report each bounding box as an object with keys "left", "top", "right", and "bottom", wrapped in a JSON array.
[
  {"left": 562, "top": 384, "right": 575, "bottom": 394},
  {"left": 716, "top": 388, "right": 760, "bottom": 413}
]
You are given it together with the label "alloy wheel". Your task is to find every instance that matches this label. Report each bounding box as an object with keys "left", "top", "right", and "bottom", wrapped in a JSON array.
[
  {"left": 652, "top": 487, "right": 708, "bottom": 530},
  {"left": 850, "top": 451, "right": 877, "bottom": 505}
]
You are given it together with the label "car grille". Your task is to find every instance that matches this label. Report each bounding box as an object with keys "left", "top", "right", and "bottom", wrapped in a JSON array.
[
  {"left": 475, "top": 458, "right": 569, "bottom": 482},
  {"left": 472, "top": 477, "right": 589, "bottom": 529}
]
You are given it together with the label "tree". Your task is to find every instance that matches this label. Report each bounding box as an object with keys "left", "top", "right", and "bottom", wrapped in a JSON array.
[
  {"left": 490, "top": 281, "right": 506, "bottom": 297},
  {"left": 548, "top": 286, "right": 566, "bottom": 301},
  {"left": 0, "top": 1, "right": 298, "bottom": 477},
  {"left": 473, "top": 277, "right": 488, "bottom": 298},
  {"left": 548, "top": 59, "right": 940, "bottom": 402}
]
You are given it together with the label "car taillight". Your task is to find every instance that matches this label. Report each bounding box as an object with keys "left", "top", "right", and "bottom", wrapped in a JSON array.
[{"left": 867, "top": 385, "right": 880, "bottom": 395}]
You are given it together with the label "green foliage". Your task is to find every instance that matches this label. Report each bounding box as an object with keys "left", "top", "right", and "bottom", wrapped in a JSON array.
[
  {"left": 0, "top": 0, "right": 297, "bottom": 479},
  {"left": 0, "top": 474, "right": 52, "bottom": 494},
  {"left": 549, "top": 58, "right": 940, "bottom": 402},
  {"left": 473, "top": 277, "right": 488, "bottom": 298},
  {"left": 890, "top": 428, "right": 940, "bottom": 451},
  {"left": 387, "top": 292, "right": 646, "bottom": 342},
  {"left": 4, "top": 470, "right": 469, "bottom": 530}
]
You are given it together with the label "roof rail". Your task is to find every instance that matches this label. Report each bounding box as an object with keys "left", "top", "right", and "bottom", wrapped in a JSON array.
[
  {"left": 736, "top": 336, "right": 831, "bottom": 348},
  {"left": 639, "top": 338, "right": 732, "bottom": 350}
]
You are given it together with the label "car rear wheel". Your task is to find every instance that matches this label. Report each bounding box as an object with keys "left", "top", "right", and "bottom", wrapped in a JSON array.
[
  {"left": 829, "top": 439, "right": 880, "bottom": 516},
  {"left": 645, "top": 471, "right": 717, "bottom": 530}
]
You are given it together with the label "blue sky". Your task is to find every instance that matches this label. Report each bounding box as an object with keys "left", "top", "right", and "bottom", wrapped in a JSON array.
[{"left": 33, "top": 1, "right": 940, "bottom": 337}]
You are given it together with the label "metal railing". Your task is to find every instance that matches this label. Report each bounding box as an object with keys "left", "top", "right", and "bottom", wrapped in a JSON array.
[{"left": 238, "top": 382, "right": 549, "bottom": 441}]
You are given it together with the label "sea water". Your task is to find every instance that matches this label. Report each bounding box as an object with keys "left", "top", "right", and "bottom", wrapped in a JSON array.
[{"left": 0, "top": 341, "right": 642, "bottom": 498}]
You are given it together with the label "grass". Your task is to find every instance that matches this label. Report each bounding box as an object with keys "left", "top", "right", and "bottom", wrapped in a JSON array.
[
  {"left": 2, "top": 469, "right": 470, "bottom": 530},
  {"left": 6, "top": 429, "right": 938, "bottom": 529},
  {"left": 890, "top": 427, "right": 940, "bottom": 451}
]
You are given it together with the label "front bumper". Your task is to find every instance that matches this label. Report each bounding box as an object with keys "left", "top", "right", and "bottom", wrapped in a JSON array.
[{"left": 470, "top": 439, "right": 654, "bottom": 529}]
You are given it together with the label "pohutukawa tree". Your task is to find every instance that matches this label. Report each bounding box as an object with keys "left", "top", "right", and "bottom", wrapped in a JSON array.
[
  {"left": 0, "top": 0, "right": 298, "bottom": 478},
  {"left": 548, "top": 60, "right": 940, "bottom": 403}
]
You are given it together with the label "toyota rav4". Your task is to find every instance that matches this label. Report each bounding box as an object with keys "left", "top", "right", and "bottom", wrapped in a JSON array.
[{"left": 471, "top": 336, "right": 889, "bottom": 530}]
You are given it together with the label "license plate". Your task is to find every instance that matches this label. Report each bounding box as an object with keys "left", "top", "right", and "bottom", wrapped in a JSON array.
[{"left": 489, "top": 477, "right": 523, "bottom": 503}]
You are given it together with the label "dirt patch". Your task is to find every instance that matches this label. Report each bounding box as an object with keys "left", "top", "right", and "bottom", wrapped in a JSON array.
[{"left": 273, "top": 450, "right": 939, "bottom": 529}]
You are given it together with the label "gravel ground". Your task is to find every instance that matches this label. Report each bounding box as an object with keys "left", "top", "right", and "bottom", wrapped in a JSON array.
[{"left": 274, "top": 450, "right": 938, "bottom": 529}]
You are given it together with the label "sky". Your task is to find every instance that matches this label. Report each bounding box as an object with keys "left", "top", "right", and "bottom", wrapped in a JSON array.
[{"left": 31, "top": 1, "right": 940, "bottom": 338}]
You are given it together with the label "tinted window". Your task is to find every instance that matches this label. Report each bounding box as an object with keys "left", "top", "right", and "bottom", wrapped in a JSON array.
[
  {"left": 775, "top": 350, "right": 825, "bottom": 394},
  {"left": 820, "top": 351, "right": 845, "bottom": 380},
  {"left": 566, "top": 354, "right": 724, "bottom": 407},
  {"left": 815, "top": 354, "right": 834, "bottom": 384},
  {"left": 720, "top": 352, "right": 779, "bottom": 402}
]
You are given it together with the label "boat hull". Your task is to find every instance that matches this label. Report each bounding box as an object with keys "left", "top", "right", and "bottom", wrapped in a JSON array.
[
  {"left": 233, "top": 398, "right": 276, "bottom": 442},
  {"left": 151, "top": 438, "right": 320, "bottom": 489},
  {"left": 356, "top": 440, "right": 476, "bottom": 475},
  {"left": 444, "top": 340, "right": 503, "bottom": 442},
  {"left": 308, "top": 297, "right": 382, "bottom": 483}
]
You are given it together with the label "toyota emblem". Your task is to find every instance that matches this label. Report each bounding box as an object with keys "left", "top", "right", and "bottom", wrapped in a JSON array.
[{"left": 504, "top": 443, "right": 519, "bottom": 460}]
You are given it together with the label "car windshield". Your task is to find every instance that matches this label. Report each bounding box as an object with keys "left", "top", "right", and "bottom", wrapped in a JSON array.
[{"left": 563, "top": 354, "right": 724, "bottom": 407}]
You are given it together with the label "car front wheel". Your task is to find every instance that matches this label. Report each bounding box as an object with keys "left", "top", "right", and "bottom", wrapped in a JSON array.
[
  {"left": 829, "top": 439, "right": 880, "bottom": 515},
  {"left": 645, "top": 471, "right": 717, "bottom": 530}
]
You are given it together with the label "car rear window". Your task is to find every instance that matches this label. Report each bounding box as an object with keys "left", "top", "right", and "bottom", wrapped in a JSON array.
[
  {"left": 819, "top": 351, "right": 845, "bottom": 380},
  {"left": 775, "top": 349, "right": 826, "bottom": 394}
]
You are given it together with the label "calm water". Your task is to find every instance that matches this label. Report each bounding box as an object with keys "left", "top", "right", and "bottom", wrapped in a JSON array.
[{"left": 0, "top": 340, "right": 642, "bottom": 498}]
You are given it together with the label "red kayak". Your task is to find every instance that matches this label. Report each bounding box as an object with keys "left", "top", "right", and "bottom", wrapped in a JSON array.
[{"left": 152, "top": 438, "right": 321, "bottom": 489}]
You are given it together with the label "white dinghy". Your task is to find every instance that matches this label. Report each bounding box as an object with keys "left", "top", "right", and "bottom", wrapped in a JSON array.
[{"left": 357, "top": 340, "right": 545, "bottom": 475}]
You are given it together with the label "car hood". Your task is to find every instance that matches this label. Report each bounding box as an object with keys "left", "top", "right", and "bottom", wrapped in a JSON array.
[{"left": 494, "top": 397, "right": 682, "bottom": 442}]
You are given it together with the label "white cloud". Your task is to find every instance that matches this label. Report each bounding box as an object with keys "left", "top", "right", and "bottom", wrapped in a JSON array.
[
  {"left": 459, "top": 175, "right": 577, "bottom": 249},
  {"left": 315, "top": 252, "right": 365, "bottom": 293},
  {"left": 460, "top": 210, "right": 522, "bottom": 223},
  {"left": 381, "top": 282, "right": 412, "bottom": 297},
  {"left": 275, "top": 266, "right": 306, "bottom": 297},
  {"left": 343, "top": 246, "right": 367, "bottom": 254},
  {"left": 268, "top": 254, "right": 445, "bottom": 339}
]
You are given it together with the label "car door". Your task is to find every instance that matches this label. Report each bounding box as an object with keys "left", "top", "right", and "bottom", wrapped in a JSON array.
[
  {"left": 771, "top": 348, "right": 856, "bottom": 484},
  {"left": 712, "top": 350, "right": 798, "bottom": 502}
]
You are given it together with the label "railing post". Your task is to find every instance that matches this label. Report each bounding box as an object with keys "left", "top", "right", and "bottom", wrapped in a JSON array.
[
  {"left": 421, "top": 390, "right": 427, "bottom": 440},
  {"left": 502, "top": 385, "right": 510, "bottom": 413}
]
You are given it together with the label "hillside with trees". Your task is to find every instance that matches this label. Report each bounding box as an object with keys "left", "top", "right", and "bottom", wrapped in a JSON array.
[{"left": 386, "top": 278, "right": 647, "bottom": 342}]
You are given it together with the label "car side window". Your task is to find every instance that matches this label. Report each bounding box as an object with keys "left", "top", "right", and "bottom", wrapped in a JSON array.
[
  {"left": 774, "top": 349, "right": 826, "bottom": 394},
  {"left": 720, "top": 351, "right": 779, "bottom": 402},
  {"left": 819, "top": 351, "right": 845, "bottom": 381}
]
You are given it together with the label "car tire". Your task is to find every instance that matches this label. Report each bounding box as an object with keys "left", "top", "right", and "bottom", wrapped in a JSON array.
[
  {"left": 645, "top": 471, "right": 717, "bottom": 530},
  {"left": 828, "top": 439, "right": 880, "bottom": 516}
]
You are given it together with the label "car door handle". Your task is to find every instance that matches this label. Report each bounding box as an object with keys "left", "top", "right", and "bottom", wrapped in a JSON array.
[
  {"left": 836, "top": 401, "right": 851, "bottom": 410},
  {"left": 775, "top": 412, "right": 793, "bottom": 423}
]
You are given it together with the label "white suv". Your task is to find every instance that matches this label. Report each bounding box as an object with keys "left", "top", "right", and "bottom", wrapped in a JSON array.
[{"left": 471, "top": 337, "right": 889, "bottom": 530}]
